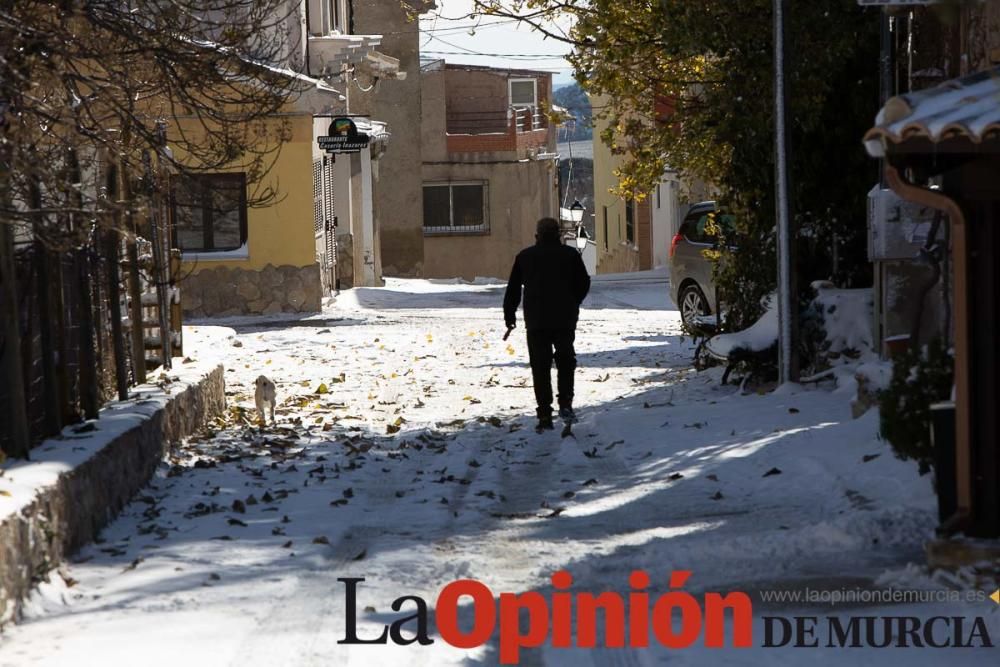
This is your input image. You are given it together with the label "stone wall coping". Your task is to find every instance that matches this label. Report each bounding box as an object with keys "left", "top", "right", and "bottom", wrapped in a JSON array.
[
  {"left": 0, "top": 360, "right": 220, "bottom": 524},
  {"left": 0, "top": 353, "right": 227, "bottom": 627}
]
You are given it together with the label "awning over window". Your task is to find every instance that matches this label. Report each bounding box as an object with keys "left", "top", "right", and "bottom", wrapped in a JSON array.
[{"left": 863, "top": 66, "right": 1000, "bottom": 158}]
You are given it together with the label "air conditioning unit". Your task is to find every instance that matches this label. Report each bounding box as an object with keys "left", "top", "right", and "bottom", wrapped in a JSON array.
[{"left": 867, "top": 185, "right": 938, "bottom": 261}]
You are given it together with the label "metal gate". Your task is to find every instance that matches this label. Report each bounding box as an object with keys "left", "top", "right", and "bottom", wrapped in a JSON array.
[{"left": 313, "top": 156, "right": 338, "bottom": 294}]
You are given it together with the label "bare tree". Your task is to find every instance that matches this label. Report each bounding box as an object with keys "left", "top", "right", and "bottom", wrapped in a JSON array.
[
  {"left": 0, "top": 0, "right": 309, "bottom": 457},
  {"left": 1, "top": 1, "right": 310, "bottom": 238}
]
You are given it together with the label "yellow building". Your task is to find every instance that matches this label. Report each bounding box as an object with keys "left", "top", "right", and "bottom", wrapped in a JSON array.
[
  {"left": 174, "top": 106, "right": 326, "bottom": 317},
  {"left": 172, "top": 1, "right": 403, "bottom": 318},
  {"left": 590, "top": 93, "right": 696, "bottom": 274}
]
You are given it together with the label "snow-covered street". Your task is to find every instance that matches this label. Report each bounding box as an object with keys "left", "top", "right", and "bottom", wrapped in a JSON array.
[{"left": 1, "top": 272, "right": 996, "bottom": 666}]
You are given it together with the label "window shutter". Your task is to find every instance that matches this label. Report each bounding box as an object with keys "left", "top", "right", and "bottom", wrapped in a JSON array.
[{"left": 313, "top": 159, "right": 323, "bottom": 234}]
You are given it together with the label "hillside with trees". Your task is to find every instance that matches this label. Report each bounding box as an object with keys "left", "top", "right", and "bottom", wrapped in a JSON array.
[{"left": 553, "top": 82, "right": 593, "bottom": 143}]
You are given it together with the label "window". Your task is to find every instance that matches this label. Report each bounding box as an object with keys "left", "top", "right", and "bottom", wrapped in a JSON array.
[
  {"left": 508, "top": 78, "right": 538, "bottom": 108},
  {"left": 422, "top": 182, "right": 488, "bottom": 234},
  {"left": 603, "top": 206, "right": 609, "bottom": 249},
  {"left": 680, "top": 210, "right": 736, "bottom": 245},
  {"left": 308, "top": 0, "right": 346, "bottom": 36},
  {"left": 171, "top": 173, "right": 247, "bottom": 253},
  {"left": 625, "top": 198, "right": 635, "bottom": 245},
  {"left": 656, "top": 184, "right": 661, "bottom": 209}
]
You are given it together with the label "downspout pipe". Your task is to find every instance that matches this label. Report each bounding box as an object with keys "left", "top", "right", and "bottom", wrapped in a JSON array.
[
  {"left": 884, "top": 164, "right": 972, "bottom": 535},
  {"left": 304, "top": 1, "right": 312, "bottom": 76}
]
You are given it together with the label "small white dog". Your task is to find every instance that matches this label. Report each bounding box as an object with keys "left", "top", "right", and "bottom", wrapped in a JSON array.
[{"left": 254, "top": 375, "right": 277, "bottom": 425}]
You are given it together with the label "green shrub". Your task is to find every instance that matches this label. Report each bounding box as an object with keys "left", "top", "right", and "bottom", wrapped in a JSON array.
[{"left": 878, "top": 338, "right": 954, "bottom": 475}]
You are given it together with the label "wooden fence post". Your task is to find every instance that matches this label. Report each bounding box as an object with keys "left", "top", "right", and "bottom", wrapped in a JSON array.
[
  {"left": 34, "top": 238, "right": 62, "bottom": 434},
  {"left": 76, "top": 247, "right": 99, "bottom": 420},
  {"left": 67, "top": 147, "right": 99, "bottom": 420},
  {"left": 30, "top": 176, "right": 61, "bottom": 436},
  {"left": 148, "top": 188, "right": 172, "bottom": 370},
  {"left": 105, "top": 163, "right": 129, "bottom": 401},
  {"left": 105, "top": 228, "right": 129, "bottom": 401},
  {"left": 170, "top": 248, "right": 182, "bottom": 358},
  {"left": 52, "top": 249, "right": 72, "bottom": 425},
  {"left": 122, "top": 162, "right": 146, "bottom": 385},
  {"left": 0, "top": 221, "right": 30, "bottom": 458}
]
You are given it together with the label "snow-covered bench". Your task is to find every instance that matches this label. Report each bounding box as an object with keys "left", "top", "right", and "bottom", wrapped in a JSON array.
[{"left": 703, "top": 293, "right": 779, "bottom": 384}]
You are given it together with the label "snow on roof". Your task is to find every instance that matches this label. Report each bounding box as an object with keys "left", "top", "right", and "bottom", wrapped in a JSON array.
[
  {"left": 864, "top": 66, "right": 1000, "bottom": 157},
  {"left": 251, "top": 60, "right": 342, "bottom": 95},
  {"left": 441, "top": 62, "right": 554, "bottom": 78},
  {"left": 180, "top": 35, "right": 344, "bottom": 97}
]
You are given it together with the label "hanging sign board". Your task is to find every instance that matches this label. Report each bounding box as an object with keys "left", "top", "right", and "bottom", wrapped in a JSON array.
[{"left": 318, "top": 118, "right": 370, "bottom": 154}]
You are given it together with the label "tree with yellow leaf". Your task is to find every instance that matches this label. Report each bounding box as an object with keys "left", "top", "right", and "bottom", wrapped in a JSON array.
[{"left": 475, "top": 0, "right": 880, "bottom": 327}]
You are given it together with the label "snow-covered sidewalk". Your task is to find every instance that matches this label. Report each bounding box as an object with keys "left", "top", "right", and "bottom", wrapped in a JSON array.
[{"left": 1, "top": 273, "right": 995, "bottom": 666}]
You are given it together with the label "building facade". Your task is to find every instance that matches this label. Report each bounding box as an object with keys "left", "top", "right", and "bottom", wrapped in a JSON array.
[
  {"left": 352, "top": 0, "right": 430, "bottom": 278},
  {"left": 177, "top": 0, "right": 407, "bottom": 317},
  {"left": 863, "top": 1, "right": 1000, "bottom": 538},
  {"left": 590, "top": 94, "right": 662, "bottom": 275},
  {"left": 420, "top": 62, "right": 560, "bottom": 280},
  {"left": 591, "top": 92, "right": 712, "bottom": 275}
]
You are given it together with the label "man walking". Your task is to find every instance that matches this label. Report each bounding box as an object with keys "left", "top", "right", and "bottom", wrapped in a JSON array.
[{"left": 503, "top": 217, "right": 590, "bottom": 432}]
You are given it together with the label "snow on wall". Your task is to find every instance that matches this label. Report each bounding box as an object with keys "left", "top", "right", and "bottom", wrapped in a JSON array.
[
  {"left": 0, "top": 355, "right": 227, "bottom": 626},
  {"left": 810, "top": 281, "right": 874, "bottom": 355}
]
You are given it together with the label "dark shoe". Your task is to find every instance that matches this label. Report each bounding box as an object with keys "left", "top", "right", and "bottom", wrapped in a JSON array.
[
  {"left": 536, "top": 416, "right": 555, "bottom": 432},
  {"left": 558, "top": 406, "right": 576, "bottom": 424}
]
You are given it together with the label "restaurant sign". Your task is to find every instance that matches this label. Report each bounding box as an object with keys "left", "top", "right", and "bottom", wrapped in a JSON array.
[{"left": 318, "top": 118, "right": 369, "bottom": 154}]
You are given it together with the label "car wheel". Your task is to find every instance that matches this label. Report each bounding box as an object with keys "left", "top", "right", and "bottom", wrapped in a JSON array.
[{"left": 679, "top": 284, "right": 710, "bottom": 328}]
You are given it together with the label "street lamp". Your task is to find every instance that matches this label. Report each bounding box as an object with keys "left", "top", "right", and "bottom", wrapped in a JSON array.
[
  {"left": 574, "top": 225, "right": 589, "bottom": 254},
  {"left": 568, "top": 199, "right": 584, "bottom": 224}
]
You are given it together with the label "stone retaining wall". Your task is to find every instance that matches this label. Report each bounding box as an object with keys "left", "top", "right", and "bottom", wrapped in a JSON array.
[
  {"left": 0, "top": 364, "right": 225, "bottom": 627},
  {"left": 180, "top": 263, "right": 322, "bottom": 318}
]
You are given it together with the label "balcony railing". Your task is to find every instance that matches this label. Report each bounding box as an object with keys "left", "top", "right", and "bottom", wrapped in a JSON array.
[
  {"left": 445, "top": 107, "right": 548, "bottom": 135},
  {"left": 444, "top": 107, "right": 552, "bottom": 155}
]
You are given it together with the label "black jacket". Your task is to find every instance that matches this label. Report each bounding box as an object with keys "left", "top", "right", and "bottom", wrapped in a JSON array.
[{"left": 503, "top": 239, "right": 590, "bottom": 331}]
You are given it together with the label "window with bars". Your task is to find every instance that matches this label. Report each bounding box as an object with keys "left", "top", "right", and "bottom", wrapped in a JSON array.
[
  {"left": 603, "top": 206, "right": 609, "bottom": 249},
  {"left": 323, "top": 156, "right": 336, "bottom": 229},
  {"left": 313, "top": 159, "right": 323, "bottom": 234},
  {"left": 422, "top": 182, "right": 489, "bottom": 235},
  {"left": 625, "top": 198, "right": 635, "bottom": 245},
  {"left": 171, "top": 173, "right": 247, "bottom": 252}
]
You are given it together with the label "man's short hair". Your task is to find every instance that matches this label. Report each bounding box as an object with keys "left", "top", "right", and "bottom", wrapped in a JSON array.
[{"left": 536, "top": 217, "right": 560, "bottom": 240}]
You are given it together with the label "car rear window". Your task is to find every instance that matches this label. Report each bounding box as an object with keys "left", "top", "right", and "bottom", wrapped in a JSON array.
[{"left": 681, "top": 211, "right": 735, "bottom": 244}]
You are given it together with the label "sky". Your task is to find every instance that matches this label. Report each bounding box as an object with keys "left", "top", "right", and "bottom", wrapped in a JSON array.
[{"left": 418, "top": 0, "right": 577, "bottom": 86}]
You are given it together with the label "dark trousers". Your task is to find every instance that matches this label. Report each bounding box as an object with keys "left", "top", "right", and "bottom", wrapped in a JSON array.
[{"left": 526, "top": 328, "right": 576, "bottom": 417}]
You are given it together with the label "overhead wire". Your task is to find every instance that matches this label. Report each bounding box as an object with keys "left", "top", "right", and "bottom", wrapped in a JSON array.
[{"left": 423, "top": 33, "right": 570, "bottom": 60}]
